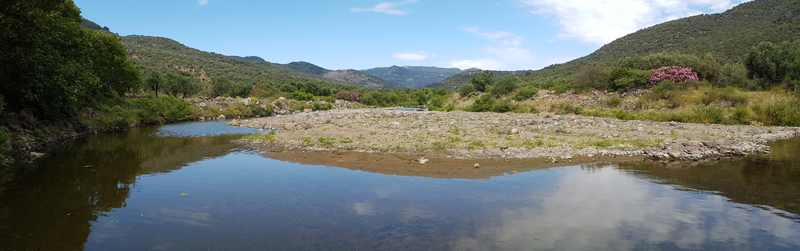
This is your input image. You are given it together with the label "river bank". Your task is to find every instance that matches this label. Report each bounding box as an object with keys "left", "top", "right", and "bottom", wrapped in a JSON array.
[{"left": 231, "top": 108, "right": 800, "bottom": 165}]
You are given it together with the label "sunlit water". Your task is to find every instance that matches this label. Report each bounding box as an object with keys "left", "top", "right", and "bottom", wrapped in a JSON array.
[{"left": 1, "top": 120, "right": 798, "bottom": 250}]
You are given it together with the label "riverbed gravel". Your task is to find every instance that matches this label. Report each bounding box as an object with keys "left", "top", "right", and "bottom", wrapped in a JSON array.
[{"left": 229, "top": 108, "right": 800, "bottom": 162}]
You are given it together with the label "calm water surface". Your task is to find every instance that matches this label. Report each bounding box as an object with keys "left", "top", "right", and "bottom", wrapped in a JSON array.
[{"left": 1, "top": 120, "right": 798, "bottom": 250}]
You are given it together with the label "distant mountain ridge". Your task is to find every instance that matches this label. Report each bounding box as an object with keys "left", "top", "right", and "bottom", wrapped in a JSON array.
[
  {"left": 361, "top": 66, "right": 479, "bottom": 88},
  {"left": 278, "top": 61, "right": 405, "bottom": 89},
  {"left": 425, "top": 70, "right": 532, "bottom": 91},
  {"left": 230, "top": 56, "right": 266, "bottom": 62}
]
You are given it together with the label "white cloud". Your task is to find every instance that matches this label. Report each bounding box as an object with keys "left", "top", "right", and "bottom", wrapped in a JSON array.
[
  {"left": 443, "top": 28, "right": 534, "bottom": 70},
  {"left": 439, "top": 59, "right": 506, "bottom": 70},
  {"left": 198, "top": 0, "right": 208, "bottom": 5},
  {"left": 520, "top": 0, "right": 749, "bottom": 45},
  {"left": 351, "top": 0, "right": 419, "bottom": 15},
  {"left": 392, "top": 51, "right": 430, "bottom": 60}
]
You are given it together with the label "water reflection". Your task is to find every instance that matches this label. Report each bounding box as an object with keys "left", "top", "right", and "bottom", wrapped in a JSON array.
[
  {"left": 618, "top": 137, "right": 800, "bottom": 217},
  {"left": 0, "top": 121, "right": 798, "bottom": 250},
  {"left": 0, "top": 121, "right": 252, "bottom": 251},
  {"left": 450, "top": 166, "right": 799, "bottom": 250}
]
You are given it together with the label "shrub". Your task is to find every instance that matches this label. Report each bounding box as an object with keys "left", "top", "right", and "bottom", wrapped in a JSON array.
[
  {"left": 434, "top": 87, "right": 448, "bottom": 96},
  {"left": 513, "top": 86, "right": 539, "bottom": 101},
  {"left": 444, "top": 103, "right": 456, "bottom": 112},
  {"left": 336, "top": 90, "right": 360, "bottom": 101},
  {"left": 458, "top": 84, "right": 476, "bottom": 97},
  {"left": 489, "top": 76, "right": 518, "bottom": 97},
  {"left": 491, "top": 99, "right": 515, "bottom": 113},
  {"left": 607, "top": 95, "right": 622, "bottom": 107},
  {"left": 128, "top": 96, "right": 195, "bottom": 123},
  {"left": 251, "top": 83, "right": 277, "bottom": 97},
  {"left": 717, "top": 63, "right": 750, "bottom": 89},
  {"left": 471, "top": 71, "right": 494, "bottom": 92},
  {"left": 648, "top": 66, "right": 699, "bottom": 88},
  {"left": 608, "top": 68, "right": 651, "bottom": 92},
  {"left": 573, "top": 64, "right": 609, "bottom": 90},
  {"left": 289, "top": 90, "right": 314, "bottom": 101},
  {"left": 617, "top": 51, "right": 721, "bottom": 82},
  {"left": 469, "top": 95, "right": 496, "bottom": 112},
  {"left": 614, "top": 110, "right": 635, "bottom": 120},
  {"left": 549, "top": 102, "right": 583, "bottom": 115},
  {"left": 428, "top": 96, "right": 446, "bottom": 110}
]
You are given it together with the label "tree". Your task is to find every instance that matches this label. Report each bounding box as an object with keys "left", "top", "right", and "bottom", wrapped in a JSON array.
[
  {"left": 0, "top": 0, "right": 140, "bottom": 119},
  {"left": 458, "top": 84, "right": 476, "bottom": 97},
  {"left": 211, "top": 76, "right": 232, "bottom": 97},
  {"left": 164, "top": 72, "right": 201, "bottom": 98},
  {"left": 489, "top": 76, "right": 518, "bottom": 97},
  {"left": 573, "top": 64, "right": 608, "bottom": 90},
  {"left": 144, "top": 70, "right": 164, "bottom": 97},
  {"left": 744, "top": 41, "right": 800, "bottom": 87},
  {"left": 471, "top": 71, "right": 494, "bottom": 92},
  {"left": 745, "top": 42, "right": 781, "bottom": 83}
]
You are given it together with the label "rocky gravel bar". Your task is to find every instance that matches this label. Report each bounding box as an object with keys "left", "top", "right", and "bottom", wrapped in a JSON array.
[{"left": 229, "top": 108, "right": 800, "bottom": 162}]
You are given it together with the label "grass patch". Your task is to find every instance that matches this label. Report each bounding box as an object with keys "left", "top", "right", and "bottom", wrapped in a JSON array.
[
  {"left": 592, "top": 139, "right": 615, "bottom": 148},
  {"left": 243, "top": 131, "right": 276, "bottom": 141}
]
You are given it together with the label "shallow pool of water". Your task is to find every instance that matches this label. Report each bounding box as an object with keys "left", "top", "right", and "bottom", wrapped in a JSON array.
[{"left": 1, "top": 121, "right": 798, "bottom": 250}]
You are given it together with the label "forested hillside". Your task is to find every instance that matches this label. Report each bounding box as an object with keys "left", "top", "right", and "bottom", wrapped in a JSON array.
[
  {"left": 430, "top": 0, "right": 800, "bottom": 89},
  {"left": 361, "top": 66, "right": 478, "bottom": 88},
  {"left": 121, "top": 35, "right": 352, "bottom": 88}
]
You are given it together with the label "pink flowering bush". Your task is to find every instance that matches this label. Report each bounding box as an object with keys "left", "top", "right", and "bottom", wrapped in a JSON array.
[
  {"left": 648, "top": 66, "right": 699, "bottom": 88},
  {"left": 336, "top": 90, "right": 360, "bottom": 101}
]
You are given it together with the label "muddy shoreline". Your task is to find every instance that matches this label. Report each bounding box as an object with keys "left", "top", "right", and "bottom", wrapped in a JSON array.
[{"left": 230, "top": 108, "right": 800, "bottom": 165}]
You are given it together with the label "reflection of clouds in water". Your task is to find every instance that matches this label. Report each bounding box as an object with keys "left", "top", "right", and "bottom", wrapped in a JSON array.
[
  {"left": 451, "top": 167, "right": 800, "bottom": 250},
  {"left": 155, "top": 208, "right": 211, "bottom": 227},
  {"left": 401, "top": 203, "right": 437, "bottom": 221},
  {"left": 354, "top": 202, "right": 374, "bottom": 215}
]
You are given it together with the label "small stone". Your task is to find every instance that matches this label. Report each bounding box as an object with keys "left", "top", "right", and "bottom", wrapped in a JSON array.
[
  {"left": 419, "top": 157, "right": 429, "bottom": 164},
  {"left": 511, "top": 128, "right": 519, "bottom": 134},
  {"left": 474, "top": 163, "right": 480, "bottom": 168},
  {"left": 29, "top": 152, "right": 44, "bottom": 159},
  {"left": 217, "top": 114, "right": 226, "bottom": 120}
]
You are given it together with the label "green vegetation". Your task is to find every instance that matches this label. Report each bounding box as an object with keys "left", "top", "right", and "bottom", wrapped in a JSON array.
[
  {"left": 244, "top": 131, "right": 277, "bottom": 142},
  {"left": 1, "top": 0, "right": 139, "bottom": 119}
]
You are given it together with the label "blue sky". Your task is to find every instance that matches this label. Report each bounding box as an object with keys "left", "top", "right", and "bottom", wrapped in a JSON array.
[{"left": 74, "top": 0, "right": 751, "bottom": 71}]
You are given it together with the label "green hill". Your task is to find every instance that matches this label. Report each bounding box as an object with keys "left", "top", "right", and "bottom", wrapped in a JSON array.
[
  {"left": 587, "top": 0, "right": 800, "bottom": 64},
  {"left": 230, "top": 56, "right": 266, "bottom": 62},
  {"left": 361, "top": 66, "right": 478, "bottom": 88},
  {"left": 121, "top": 35, "right": 375, "bottom": 90},
  {"left": 428, "top": 0, "right": 800, "bottom": 90},
  {"left": 80, "top": 18, "right": 113, "bottom": 34}
]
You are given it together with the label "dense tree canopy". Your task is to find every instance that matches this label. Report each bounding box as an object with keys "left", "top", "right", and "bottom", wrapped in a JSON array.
[{"left": 0, "top": 0, "right": 139, "bottom": 119}]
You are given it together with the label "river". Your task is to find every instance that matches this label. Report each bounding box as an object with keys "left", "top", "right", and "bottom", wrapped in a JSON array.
[{"left": 1, "top": 120, "right": 798, "bottom": 250}]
